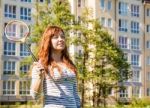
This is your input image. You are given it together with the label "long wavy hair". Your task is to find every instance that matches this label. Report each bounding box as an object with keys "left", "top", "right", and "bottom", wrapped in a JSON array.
[{"left": 38, "top": 25, "right": 76, "bottom": 76}]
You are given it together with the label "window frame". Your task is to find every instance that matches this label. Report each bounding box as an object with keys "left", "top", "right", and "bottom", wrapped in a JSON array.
[
  {"left": 131, "top": 54, "right": 140, "bottom": 66},
  {"left": 119, "top": 36, "right": 128, "bottom": 49},
  {"left": 20, "top": 7, "right": 31, "bottom": 21},
  {"left": 118, "top": 2, "right": 128, "bottom": 16},
  {"left": 4, "top": 42, "right": 16, "bottom": 56},
  {"left": 19, "top": 81, "right": 30, "bottom": 95},
  {"left": 20, "top": 0, "right": 31, "bottom": 2},
  {"left": 131, "top": 21, "right": 139, "bottom": 34},
  {"left": 20, "top": 43, "right": 30, "bottom": 57},
  {"left": 131, "top": 4, "right": 139, "bottom": 17},
  {"left": 132, "top": 70, "right": 140, "bottom": 82},
  {"left": 4, "top": 4, "right": 16, "bottom": 18},
  {"left": 131, "top": 38, "right": 140, "bottom": 50},
  {"left": 119, "top": 88, "right": 128, "bottom": 98},
  {"left": 132, "top": 86, "right": 140, "bottom": 97},
  {"left": 3, "top": 61, "right": 16, "bottom": 75},
  {"left": 3, "top": 81, "right": 15, "bottom": 95},
  {"left": 119, "top": 19, "right": 128, "bottom": 32}
]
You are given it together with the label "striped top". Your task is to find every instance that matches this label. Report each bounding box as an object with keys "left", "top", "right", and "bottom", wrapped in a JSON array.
[{"left": 30, "top": 65, "right": 81, "bottom": 108}]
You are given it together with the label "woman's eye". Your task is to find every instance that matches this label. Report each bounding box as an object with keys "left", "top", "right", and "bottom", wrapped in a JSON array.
[
  {"left": 52, "top": 35, "right": 65, "bottom": 39},
  {"left": 53, "top": 36, "right": 58, "bottom": 39},
  {"left": 61, "top": 35, "right": 65, "bottom": 39}
]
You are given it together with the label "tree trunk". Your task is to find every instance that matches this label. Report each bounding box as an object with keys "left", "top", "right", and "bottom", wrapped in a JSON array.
[
  {"left": 92, "top": 81, "right": 97, "bottom": 108},
  {"left": 103, "top": 87, "right": 106, "bottom": 108},
  {"left": 97, "top": 85, "right": 101, "bottom": 107},
  {"left": 81, "top": 79, "right": 85, "bottom": 108}
]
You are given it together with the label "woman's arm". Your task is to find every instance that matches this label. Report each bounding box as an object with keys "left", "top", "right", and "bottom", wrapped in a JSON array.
[
  {"left": 73, "top": 79, "right": 81, "bottom": 108},
  {"left": 30, "top": 63, "right": 44, "bottom": 100}
]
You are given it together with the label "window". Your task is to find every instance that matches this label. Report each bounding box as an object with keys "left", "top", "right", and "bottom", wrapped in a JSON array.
[
  {"left": 108, "top": 18, "right": 112, "bottom": 28},
  {"left": 4, "top": 4, "right": 16, "bottom": 18},
  {"left": 3, "top": 61, "right": 16, "bottom": 75},
  {"left": 4, "top": 42, "right": 16, "bottom": 56},
  {"left": 132, "top": 86, "right": 140, "bottom": 97},
  {"left": 131, "top": 21, "right": 139, "bottom": 33},
  {"left": 38, "top": 0, "right": 50, "bottom": 3},
  {"left": 147, "top": 41, "right": 150, "bottom": 49},
  {"left": 107, "top": 1, "right": 111, "bottom": 10},
  {"left": 147, "top": 72, "right": 150, "bottom": 81},
  {"left": 147, "top": 88, "right": 150, "bottom": 96},
  {"left": 123, "top": 53, "right": 128, "bottom": 61},
  {"left": 78, "top": 50, "right": 82, "bottom": 57},
  {"left": 147, "top": 56, "right": 150, "bottom": 65},
  {"left": 78, "top": 0, "right": 81, "bottom": 7},
  {"left": 119, "top": 19, "right": 128, "bottom": 32},
  {"left": 20, "top": 63, "right": 30, "bottom": 73},
  {"left": 147, "top": 8, "right": 150, "bottom": 16},
  {"left": 101, "top": 17, "right": 106, "bottom": 26},
  {"left": 4, "top": 23, "right": 16, "bottom": 37},
  {"left": 20, "top": 43, "right": 30, "bottom": 56},
  {"left": 20, "top": 7, "right": 31, "bottom": 21},
  {"left": 131, "top": 38, "right": 139, "bottom": 50},
  {"left": 147, "top": 25, "right": 150, "bottom": 33},
  {"left": 3, "top": 81, "right": 15, "bottom": 95},
  {"left": 119, "top": 2, "right": 128, "bottom": 15},
  {"left": 19, "top": 81, "right": 30, "bottom": 95},
  {"left": 119, "top": 36, "right": 128, "bottom": 49},
  {"left": 100, "top": 0, "right": 105, "bottom": 9},
  {"left": 78, "top": 16, "right": 81, "bottom": 23},
  {"left": 131, "top": 54, "right": 139, "bottom": 66},
  {"left": 20, "top": 0, "right": 31, "bottom": 2},
  {"left": 132, "top": 70, "right": 140, "bottom": 82},
  {"left": 131, "top": 4, "right": 139, "bottom": 17},
  {"left": 119, "top": 88, "right": 128, "bottom": 98}
]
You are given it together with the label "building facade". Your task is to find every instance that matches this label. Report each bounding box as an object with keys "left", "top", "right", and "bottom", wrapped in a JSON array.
[
  {"left": 68, "top": 0, "right": 150, "bottom": 101},
  {"left": 0, "top": 0, "right": 34, "bottom": 103}
]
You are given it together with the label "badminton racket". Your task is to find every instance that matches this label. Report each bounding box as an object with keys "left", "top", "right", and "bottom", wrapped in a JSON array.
[{"left": 4, "top": 20, "right": 37, "bottom": 61}]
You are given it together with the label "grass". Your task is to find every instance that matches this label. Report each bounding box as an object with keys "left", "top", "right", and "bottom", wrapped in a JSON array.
[
  {"left": 1, "top": 105, "right": 150, "bottom": 108},
  {"left": 0, "top": 105, "right": 42, "bottom": 108}
]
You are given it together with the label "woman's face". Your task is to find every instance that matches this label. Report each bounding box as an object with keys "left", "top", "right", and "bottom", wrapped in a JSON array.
[{"left": 51, "top": 31, "right": 65, "bottom": 52}]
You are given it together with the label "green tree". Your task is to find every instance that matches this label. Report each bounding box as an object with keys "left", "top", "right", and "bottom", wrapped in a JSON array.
[
  {"left": 32, "top": 0, "right": 74, "bottom": 43},
  {"left": 72, "top": 7, "right": 131, "bottom": 107}
]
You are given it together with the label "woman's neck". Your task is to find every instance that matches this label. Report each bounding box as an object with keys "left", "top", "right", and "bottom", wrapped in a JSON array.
[{"left": 51, "top": 51, "right": 62, "bottom": 63}]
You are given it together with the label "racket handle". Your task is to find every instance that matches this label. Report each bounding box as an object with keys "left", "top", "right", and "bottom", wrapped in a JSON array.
[{"left": 24, "top": 43, "right": 38, "bottom": 61}]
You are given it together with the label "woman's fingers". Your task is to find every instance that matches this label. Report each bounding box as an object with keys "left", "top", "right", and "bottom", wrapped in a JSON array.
[{"left": 33, "top": 62, "right": 45, "bottom": 73}]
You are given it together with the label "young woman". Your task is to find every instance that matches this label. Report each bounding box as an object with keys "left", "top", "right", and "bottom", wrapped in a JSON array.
[{"left": 30, "top": 26, "right": 80, "bottom": 108}]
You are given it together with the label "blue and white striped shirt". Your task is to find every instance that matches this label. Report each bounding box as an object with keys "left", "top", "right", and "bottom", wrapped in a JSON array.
[{"left": 30, "top": 66, "right": 80, "bottom": 108}]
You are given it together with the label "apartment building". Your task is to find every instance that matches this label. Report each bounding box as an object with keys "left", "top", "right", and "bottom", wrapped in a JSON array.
[
  {"left": 68, "top": 0, "right": 150, "bottom": 101},
  {"left": 0, "top": 0, "right": 34, "bottom": 104}
]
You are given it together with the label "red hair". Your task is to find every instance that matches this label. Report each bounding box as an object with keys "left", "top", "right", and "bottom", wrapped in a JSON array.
[{"left": 38, "top": 25, "right": 76, "bottom": 76}]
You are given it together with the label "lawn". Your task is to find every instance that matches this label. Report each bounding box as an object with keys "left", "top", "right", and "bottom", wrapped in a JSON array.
[{"left": 0, "top": 105, "right": 42, "bottom": 108}]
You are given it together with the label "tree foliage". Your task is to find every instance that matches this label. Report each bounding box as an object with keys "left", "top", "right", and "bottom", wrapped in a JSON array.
[{"left": 32, "top": 0, "right": 74, "bottom": 43}]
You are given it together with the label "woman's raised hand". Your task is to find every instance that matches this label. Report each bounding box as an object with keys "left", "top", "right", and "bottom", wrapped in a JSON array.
[{"left": 33, "top": 62, "right": 45, "bottom": 74}]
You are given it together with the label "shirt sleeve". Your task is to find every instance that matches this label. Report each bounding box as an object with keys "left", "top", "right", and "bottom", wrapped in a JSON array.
[
  {"left": 73, "top": 79, "right": 81, "bottom": 108},
  {"left": 30, "top": 65, "right": 43, "bottom": 100}
]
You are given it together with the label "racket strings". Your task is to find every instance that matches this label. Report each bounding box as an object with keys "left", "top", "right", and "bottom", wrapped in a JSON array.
[{"left": 5, "top": 22, "right": 29, "bottom": 40}]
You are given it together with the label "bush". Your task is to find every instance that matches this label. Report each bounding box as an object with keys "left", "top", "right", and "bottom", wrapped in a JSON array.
[{"left": 130, "top": 97, "right": 150, "bottom": 107}]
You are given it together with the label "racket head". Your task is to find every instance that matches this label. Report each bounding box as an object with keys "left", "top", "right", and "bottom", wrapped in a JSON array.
[{"left": 4, "top": 20, "right": 30, "bottom": 43}]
